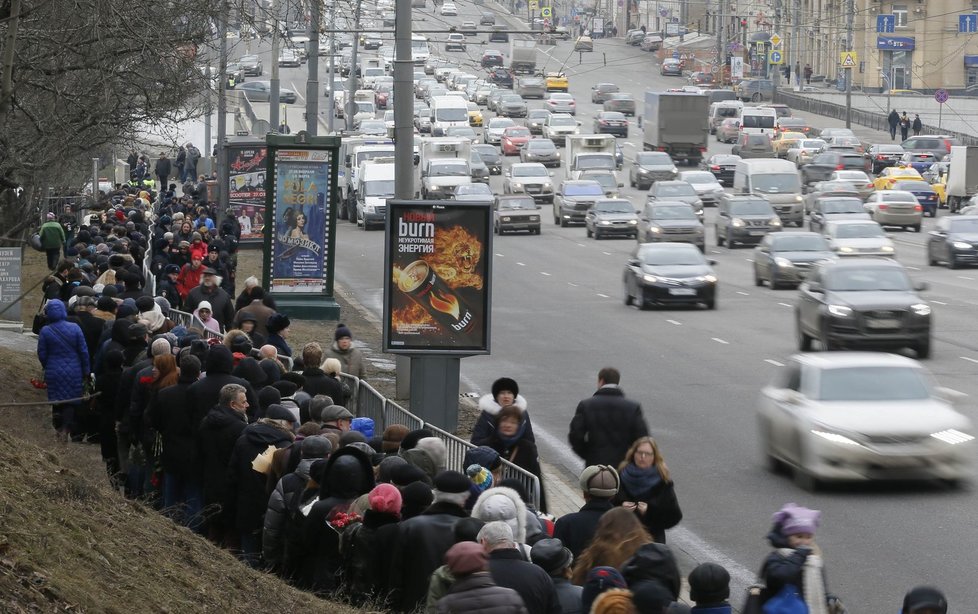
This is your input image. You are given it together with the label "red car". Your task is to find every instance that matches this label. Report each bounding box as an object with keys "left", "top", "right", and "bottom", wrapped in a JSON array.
[
  {"left": 501, "top": 126, "right": 532, "bottom": 155},
  {"left": 374, "top": 84, "right": 392, "bottom": 109}
]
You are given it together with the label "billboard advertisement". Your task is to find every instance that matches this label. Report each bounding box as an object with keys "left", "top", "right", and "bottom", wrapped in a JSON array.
[
  {"left": 227, "top": 142, "right": 267, "bottom": 243},
  {"left": 383, "top": 200, "right": 493, "bottom": 355},
  {"left": 268, "top": 148, "right": 333, "bottom": 294}
]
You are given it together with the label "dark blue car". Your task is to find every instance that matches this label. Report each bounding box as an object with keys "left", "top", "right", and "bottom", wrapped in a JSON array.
[
  {"left": 892, "top": 179, "right": 939, "bottom": 217},
  {"left": 898, "top": 151, "right": 938, "bottom": 174}
]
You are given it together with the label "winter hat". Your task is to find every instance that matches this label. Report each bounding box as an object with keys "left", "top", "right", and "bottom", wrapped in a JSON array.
[
  {"left": 491, "top": 377, "right": 519, "bottom": 399},
  {"left": 467, "top": 464, "right": 493, "bottom": 492},
  {"left": 196, "top": 300, "right": 213, "bottom": 313},
  {"left": 322, "top": 404, "right": 354, "bottom": 422},
  {"left": 116, "top": 303, "right": 138, "bottom": 319},
  {"left": 402, "top": 437, "right": 447, "bottom": 480},
  {"left": 266, "top": 404, "right": 296, "bottom": 423},
  {"left": 376, "top": 455, "right": 408, "bottom": 483},
  {"left": 272, "top": 380, "right": 299, "bottom": 398},
  {"left": 902, "top": 586, "right": 948, "bottom": 614},
  {"left": 368, "top": 483, "right": 402, "bottom": 516},
  {"left": 399, "top": 428, "right": 434, "bottom": 452},
  {"left": 382, "top": 424, "right": 410, "bottom": 453},
  {"left": 581, "top": 567, "right": 629, "bottom": 614},
  {"left": 590, "top": 588, "right": 635, "bottom": 614},
  {"left": 688, "top": 563, "right": 731, "bottom": 604},
  {"left": 400, "top": 481, "right": 434, "bottom": 519},
  {"left": 96, "top": 296, "right": 117, "bottom": 312},
  {"left": 340, "top": 431, "right": 368, "bottom": 446},
  {"left": 444, "top": 541, "right": 488, "bottom": 577},
  {"left": 774, "top": 502, "right": 821, "bottom": 536},
  {"left": 46, "top": 212, "right": 56, "bottom": 220},
  {"left": 580, "top": 465, "right": 620, "bottom": 498},
  {"left": 267, "top": 312, "right": 290, "bottom": 333},
  {"left": 351, "top": 417, "right": 375, "bottom": 438},
  {"left": 454, "top": 517, "right": 486, "bottom": 543},
  {"left": 151, "top": 337, "right": 172, "bottom": 356},
  {"left": 308, "top": 395, "right": 334, "bottom": 423},
  {"left": 531, "top": 538, "right": 573, "bottom": 575},
  {"left": 301, "top": 435, "right": 333, "bottom": 459},
  {"left": 154, "top": 296, "right": 171, "bottom": 316},
  {"left": 135, "top": 295, "right": 156, "bottom": 313},
  {"left": 258, "top": 386, "right": 282, "bottom": 413},
  {"left": 434, "top": 470, "right": 471, "bottom": 494},
  {"left": 334, "top": 323, "right": 353, "bottom": 341},
  {"left": 389, "top": 463, "right": 430, "bottom": 487},
  {"left": 464, "top": 445, "right": 502, "bottom": 471},
  {"left": 471, "top": 487, "right": 527, "bottom": 544}
]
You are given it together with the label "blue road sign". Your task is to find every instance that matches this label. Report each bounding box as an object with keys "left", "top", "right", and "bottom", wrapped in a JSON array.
[
  {"left": 877, "top": 15, "right": 895, "bottom": 33},
  {"left": 935, "top": 88, "right": 949, "bottom": 104},
  {"left": 961, "top": 14, "right": 978, "bottom": 33},
  {"left": 769, "top": 50, "right": 783, "bottom": 64}
]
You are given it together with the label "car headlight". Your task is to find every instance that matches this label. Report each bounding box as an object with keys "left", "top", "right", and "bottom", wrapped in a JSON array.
[
  {"left": 543, "top": 183, "right": 553, "bottom": 189},
  {"left": 638, "top": 168, "right": 650, "bottom": 174},
  {"left": 694, "top": 226, "right": 704, "bottom": 234},
  {"left": 599, "top": 220, "right": 612, "bottom": 226},
  {"left": 930, "top": 429, "right": 975, "bottom": 445},
  {"left": 511, "top": 182, "right": 522, "bottom": 189},
  {"left": 770, "top": 217, "right": 782, "bottom": 227},
  {"left": 670, "top": 169, "right": 678, "bottom": 174},
  {"left": 731, "top": 217, "right": 745, "bottom": 228},
  {"left": 827, "top": 304, "right": 852, "bottom": 317},
  {"left": 501, "top": 216, "right": 511, "bottom": 222},
  {"left": 837, "top": 246, "right": 854, "bottom": 253},
  {"left": 774, "top": 257, "right": 794, "bottom": 268},
  {"left": 953, "top": 241, "right": 973, "bottom": 250},
  {"left": 428, "top": 184, "right": 442, "bottom": 191},
  {"left": 911, "top": 303, "right": 932, "bottom": 316},
  {"left": 696, "top": 274, "right": 718, "bottom": 283},
  {"left": 649, "top": 226, "right": 662, "bottom": 233},
  {"left": 881, "top": 245, "right": 895, "bottom": 253},
  {"left": 643, "top": 274, "right": 659, "bottom": 283},
  {"left": 628, "top": 219, "right": 638, "bottom": 225},
  {"left": 795, "top": 195, "right": 803, "bottom": 202},
  {"left": 811, "top": 430, "right": 862, "bottom": 446}
]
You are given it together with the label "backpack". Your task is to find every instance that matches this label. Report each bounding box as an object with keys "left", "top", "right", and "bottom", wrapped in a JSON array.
[{"left": 763, "top": 585, "right": 808, "bottom": 614}]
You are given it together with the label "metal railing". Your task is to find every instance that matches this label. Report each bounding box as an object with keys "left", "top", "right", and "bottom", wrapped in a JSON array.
[{"left": 339, "top": 373, "right": 542, "bottom": 509}]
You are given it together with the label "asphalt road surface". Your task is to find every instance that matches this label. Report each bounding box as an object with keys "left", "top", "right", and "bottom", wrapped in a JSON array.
[{"left": 231, "top": 6, "right": 978, "bottom": 609}]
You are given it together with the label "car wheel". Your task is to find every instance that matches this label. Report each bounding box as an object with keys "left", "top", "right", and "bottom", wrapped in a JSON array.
[
  {"left": 751, "top": 93, "right": 762, "bottom": 102},
  {"left": 792, "top": 464, "right": 820, "bottom": 492},
  {"left": 819, "top": 326, "right": 836, "bottom": 351},
  {"left": 928, "top": 249, "right": 939, "bottom": 266},
  {"left": 754, "top": 267, "right": 763, "bottom": 287},
  {"left": 560, "top": 217, "right": 568, "bottom": 227},
  {"left": 913, "top": 223, "right": 921, "bottom": 232},
  {"left": 624, "top": 282, "right": 633, "bottom": 306},
  {"left": 769, "top": 271, "right": 780, "bottom": 289},
  {"left": 796, "top": 318, "right": 813, "bottom": 351},
  {"left": 916, "top": 338, "right": 932, "bottom": 359},
  {"left": 949, "top": 255, "right": 961, "bottom": 269},
  {"left": 705, "top": 297, "right": 716, "bottom": 310}
]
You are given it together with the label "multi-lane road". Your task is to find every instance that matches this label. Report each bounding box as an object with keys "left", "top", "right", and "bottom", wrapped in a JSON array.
[{"left": 228, "top": 5, "right": 978, "bottom": 609}]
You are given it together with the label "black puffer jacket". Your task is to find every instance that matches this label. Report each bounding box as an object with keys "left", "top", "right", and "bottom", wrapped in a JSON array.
[
  {"left": 552, "top": 498, "right": 615, "bottom": 558},
  {"left": 621, "top": 543, "right": 682, "bottom": 601},
  {"left": 148, "top": 372, "right": 204, "bottom": 478},
  {"left": 567, "top": 386, "right": 649, "bottom": 467},
  {"left": 343, "top": 508, "right": 402, "bottom": 602},
  {"left": 436, "top": 572, "right": 528, "bottom": 614},
  {"left": 225, "top": 420, "right": 294, "bottom": 533},
  {"left": 186, "top": 345, "right": 259, "bottom": 421},
  {"left": 197, "top": 404, "right": 247, "bottom": 508}
]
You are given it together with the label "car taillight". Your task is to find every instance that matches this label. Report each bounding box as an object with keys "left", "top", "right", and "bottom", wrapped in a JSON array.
[
  {"left": 876, "top": 154, "right": 886, "bottom": 160},
  {"left": 836, "top": 164, "right": 844, "bottom": 170},
  {"left": 878, "top": 204, "right": 888, "bottom": 210},
  {"left": 914, "top": 204, "right": 923, "bottom": 211},
  {"left": 699, "top": 147, "right": 708, "bottom": 153},
  {"left": 657, "top": 147, "right": 668, "bottom": 152},
  {"left": 710, "top": 165, "right": 721, "bottom": 171}
]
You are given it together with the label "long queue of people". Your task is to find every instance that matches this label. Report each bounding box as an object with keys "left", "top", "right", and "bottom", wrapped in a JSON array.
[{"left": 31, "top": 187, "right": 951, "bottom": 613}]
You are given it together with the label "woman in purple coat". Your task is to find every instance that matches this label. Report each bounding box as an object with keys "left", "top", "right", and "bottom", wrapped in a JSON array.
[{"left": 37, "top": 299, "right": 90, "bottom": 441}]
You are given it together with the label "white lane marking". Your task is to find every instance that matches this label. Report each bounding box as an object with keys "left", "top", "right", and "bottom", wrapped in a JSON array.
[
  {"left": 930, "top": 300, "right": 947, "bottom": 305},
  {"left": 765, "top": 359, "right": 785, "bottom": 367},
  {"left": 602, "top": 251, "right": 612, "bottom": 255},
  {"left": 495, "top": 253, "right": 505, "bottom": 257},
  {"left": 905, "top": 265, "right": 920, "bottom": 270},
  {"left": 517, "top": 262, "right": 526, "bottom": 266},
  {"left": 291, "top": 81, "right": 305, "bottom": 103},
  {"left": 961, "top": 357, "right": 978, "bottom": 364},
  {"left": 709, "top": 250, "right": 722, "bottom": 254},
  {"left": 577, "top": 243, "right": 587, "bottom": 247},
  {"left": 711, "top": 337, "right": 729, "bottom": 345},
  {"left": 540, "top": 271, "right": 551, "bottom": 276},
  {"left": 568, "top": 282, "right": 578, "bottom": 287},
  {"left": 958, "top": 275, "right": 975, "bottom": 280},
  {"left": 737, "top": 291, "right": 749, "bottom": 296},
  {"left": 666, "top": 319, "right": 682, "bottom": 326},
  {"left": 745, "top": 258, "right": 754, "bottom": 263},
  {"left": 778, "top": 302, "right": 792, "bottom": 307},
  {"left": 596, "top": 293, "right": 609, "bottom": 298}
]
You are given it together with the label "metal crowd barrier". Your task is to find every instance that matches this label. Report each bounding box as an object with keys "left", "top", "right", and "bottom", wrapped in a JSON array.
[{"left": 339, "top": 373, "right": 542, "bottom": 509}]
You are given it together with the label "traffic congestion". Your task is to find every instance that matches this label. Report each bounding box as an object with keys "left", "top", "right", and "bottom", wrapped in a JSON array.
[{"left": 225, "top": 1, "right": 978, "bottom": 609}]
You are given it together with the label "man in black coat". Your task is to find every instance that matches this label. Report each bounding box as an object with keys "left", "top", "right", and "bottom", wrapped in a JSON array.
[
  {"left": 389, "top": 470, "right": 470, "bottom": 612},
  {"left": 148, "top": 354, "right": 204, "bottom": 529},
  {"left": 185, "top": 269, "right": 235, "bottom": 330},
  {"left": 298, "top": 341, "right": 346, "bottom": 401},
  {"left": 479, "top": 521, "right": 561, "bottom": 614},
  {"left": 154, "top": 152, "right": 172, "bottom": 191},
  {"left": 186, "top": 345, "right": 259, "bottom": 422},
  {"left": 568, "top": 367, "right": 648, "bottom": 468},
  {"left": 197, "top": 383, "right": 249, "bottom": 545},
  {"left": 553, "top": 465, "right": 620, "bottom": 558},
  {"left": 68, "top": 296, "right": 106, "bottom": 363}
]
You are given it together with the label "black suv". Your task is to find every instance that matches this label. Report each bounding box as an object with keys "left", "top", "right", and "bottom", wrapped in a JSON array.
[
  {"left": 488, "top": 67, "right": 513, "bottom": 88},
  {"left": 801, "top": 151, "right": 867, "bottom": 184},
  {"left": 795, "top": 257, "right": 931, "bottom": 357},
  {"left": 716, "top": 194, "right": 781, "bottom": 248}
]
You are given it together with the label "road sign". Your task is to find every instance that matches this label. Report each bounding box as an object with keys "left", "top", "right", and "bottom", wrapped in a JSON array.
[
  {"left": 769, "top": 50, "right": 784, "bottom": 64},
  {"left": 770, "top": 33, "right": 782, "bottom": 47},
  {"left": 839, "top": 51, "right": 857, "bottom": 68},
  {"left": 528, "top": 0, "right": 538, "bottom": 9},
  {"left": 935, "top": 88, "right": 949, "bottom": 104},
  {"left": 540, "top": 6, "right": 552, "bottom": 17},
  {"left": 960, "top": 14, "right": 978, "bottom": 33},
  {"left": 711, "top": 65, "right": 720, "bottom": 74},
  {"left": 877, "top": 15, "right": 895, "bottom": 33}
]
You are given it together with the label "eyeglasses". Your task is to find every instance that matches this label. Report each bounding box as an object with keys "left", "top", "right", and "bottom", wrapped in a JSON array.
[{"left": 634, "top": 451, "right": 654, "bottom": 458}]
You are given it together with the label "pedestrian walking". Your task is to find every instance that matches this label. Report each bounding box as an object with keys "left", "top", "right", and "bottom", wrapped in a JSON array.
[
  {"left": 912, "top": 114, "right": 922, "bottom": 136},
  {"left": 900, "top": 112, "right": 911, "bottom": 141},
  {"left": 38, "top": 212, "right": 66, "bottom": 270},
  {"left": 888, "top": 109, "right": 900, "bottom": 141},
  {"left": 568, "top": 367, "right": 649, "bottom": 468},
  {"left": 175, "top": 145, "right": 187, "bottom": 183},
  {"left": 614, "top": 436, "right": 682, "bottom": 544},
  {"left": 154, "top": 152, "right": 172, "bottom": 192},
  {"left": 57, "top": 205, "right": 77, "bottom": 257},
  {"left": 36, "top": 299, "right": 90, "bottom": 442},
  {"left": 804, "top": 64, "right": 812, "bottom": 85}
]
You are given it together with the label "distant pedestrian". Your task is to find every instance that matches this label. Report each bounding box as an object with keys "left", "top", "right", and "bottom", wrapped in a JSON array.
[
  {"left": 912, "top": 114, "right": 922, "bottom": 136},
  {"left": 472, "top": 377, "right": 535, "bottom": 447},
  {"left": 804, "top": 64, "right": 812, "bottom": 85},
  {"left": 154, "top": 152, "right": 172, "bottom": 192},
  {"left": 279, "top": 121, "right": 291, "bottom": 134},
  {"left": 36, "top": 299, "right": 90, "bottom": 442},
  {"left": 900, "top": 586, "right": 947, "bottom": 614},
  {"left": 568, "top": 367, "right": 649, "bottom": 468},
  {"left": 38, "top": 212, "right": 65, "bottom": 270},
  {"left": 175, "top": 146, "right": 187, "bottom": 183},
  {"left": 888, "top": 109, "right": 900, "bottom": 141},
  {"left": 324, "top": 323, "right": 366, "bottom": 379},
  {"left": 900, "top": 112, "right": 911, "bottom": 141},
  {"left": 185, "top": 143, "right": 201, "bottom": 180}
]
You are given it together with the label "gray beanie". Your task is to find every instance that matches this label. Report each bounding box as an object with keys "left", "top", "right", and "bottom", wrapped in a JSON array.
[{"left": 301, "top": 435, "right": 333, "bottom": 459}]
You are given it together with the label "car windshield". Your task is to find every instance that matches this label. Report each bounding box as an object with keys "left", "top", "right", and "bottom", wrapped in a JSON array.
[
  {"left": 594, "top": 201, "right": 633, "bottom": 213},
  {"left": 906, "top": 138, "right": 942, "bottom": 149},
  {"left": 355, "top": 102, "right": 375, "bottom": 113},
  {"left": 893, "top": 181, "right": 930, "bottom": 191},
  {"left": 363, "top": 180, "right": 395, "bottom": 197},
  {"left": 470, "top": 152, "right": 483, "bottom": 164},
  {"left": 456, "top": 185, "right": 491, "bottom": 196},
  {"left": 564, "top": 183, "right": 604, "bottom": 196},
  {"left": 550, "top": 94, "right": 573, "bottom": 102},
  {"left": 742, "top": 115, "right": 775, "bottom": 128},
  {"left": 527, "top": 141, "right": 554, "bottom": 151},
  {"left": 499, "top": 198, "right": 535, "bottom": 210},
  {"left": 429, "top": 161, "right": 469, "bottom": 175},
  {"left": 824, "top": 267, "right": 910, "bottom": 291},
  {"left": 651, "top": 205, "right": 696, "bottom": 220},
  {"left": 473, "top": 147, "right": 498, "bottom": 160},
  {"left": 656, "top": 183, "right": 695, "bottom": 197},
  {"left": 550, "top": 116, "right": 576, "bottom": 126},
  {"left": 816, "top": 366, "right": 931, "bottom": 401},
  {"left": 513, "top": 166, "right": 547, "bottom": 177},
  {"left": 772, "top": 235, "right": 828, "bottom": 251},
  {"left": 747, "top": 135, "right": 770, "bottom": 146},
  {"left": 637, "top": 152, "right": 672, "bottom": 165},
  {"left": 820, "top": 199, "right": 864, "bottom": 214},
  {"left": 801, "top": 140, "right": 825, "bottom": 148},
  {"left": 505, "top": 128, "right": 530, "bottom": 138},
  {"left": 950, "top": 219, "right": 978, "bottom": 232},
  {"left": 881, "top": 192, "right": 918, "bottom": 202},
  {"left": 586, "top": 174, "right": 616, "bottom": 189},
  {"left": 577, "top": 155, "right": 615, "bottom": 170},
  {"left": 501, "top": 95, "right": 523, "bottom": 104},
  {"left": 682, "top": 172, "right": 716, "bottom": 184},
  {"left": 835, "top": 172, "right": 867, "bottom": 181},
  {"left": 529, "top": 110, "right": 550, "bottom": 119},
  {"left": 641, "top": 248, "right": 704, "bottom": 266},
  {"left": 717, "top": 107, "right": 739, "bottom": 118},
  {"left": 833, "top": 223, "right": 884, "bottom": 239},
  {"left": 752, "top": 174, "right": 801, "bottom": 193},
  {"left": 446, "top": 127, "right": 475, "bottom": 138}
]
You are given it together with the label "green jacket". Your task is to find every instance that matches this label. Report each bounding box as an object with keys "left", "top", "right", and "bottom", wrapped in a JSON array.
[
  {"left": 38, "top": 221, "right": 65, "bottom": 249},
  {"left": 425, "top": 564, "right": 456, "bottom": 614}
]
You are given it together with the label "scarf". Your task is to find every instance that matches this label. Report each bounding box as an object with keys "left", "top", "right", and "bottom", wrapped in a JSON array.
[
  {"left": 495, "top": 417, "right": 528, "bottom": 449},
  {"left": 803, "top": 552, "right": 828, "bottom": 614},
  {"left": 619, "top": 463, "right": 662, "bottom": 500}
]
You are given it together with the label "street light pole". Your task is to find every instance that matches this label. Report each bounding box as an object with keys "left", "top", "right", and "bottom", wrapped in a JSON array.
[
  {"left": 345, "top": 0, "right": 364, "bottom": 130},
  {"left": 327, "top": 0, "right": 337, "bottom": 133},
  {"left": 270, "top": 0, "right": 280, "bottom": 131},
  {"left": 217, "top": 6, "right": 230, "bottom": 212},
  {"left": 844, "top": 0, "right": 853, "bottom": 128},
  {"left": 305, "top": 0, "right": 320, "bottom": 135}
]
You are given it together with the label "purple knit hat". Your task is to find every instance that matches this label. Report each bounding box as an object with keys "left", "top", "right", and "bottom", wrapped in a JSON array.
[{"left": 773, "top": 502, "right": 821, "bottom": 536}]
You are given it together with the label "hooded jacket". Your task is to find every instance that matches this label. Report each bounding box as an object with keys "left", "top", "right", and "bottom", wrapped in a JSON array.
[
  {"left": 225, "top": 419, "right": 294, "bottom": 532},
  {"left": 37, "top": 300, "right": 90, "bottom": 403},
  {"left": 197, "top": 404, "right": 248, "bottom": 508},
  {"left": 621, "top": 543, "right": 682, "bottom": 601},
  {"left": 471, "top": 487, "right": 528, "bottom": 544},
  {"left": 186, "top": 346, "right": 260, "bottom": 421},
  {"left": 401, "top": 437, "right": 447, "bottom": 481},
  {"left": 471, "top": 393, "right": 534, "bottom": 447}
]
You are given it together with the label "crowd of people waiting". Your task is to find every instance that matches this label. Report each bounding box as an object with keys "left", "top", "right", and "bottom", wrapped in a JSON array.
[{"left": 31, "top": 182, "right": 952, "bottom": 614}]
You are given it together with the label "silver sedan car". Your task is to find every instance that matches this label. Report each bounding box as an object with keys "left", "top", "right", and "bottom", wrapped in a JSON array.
[
  {"left": 520, "top": 138, "right": 561, "bottom": 167},
  {"left": 544, "top": 93, "right": 577, "bottom": 116}
]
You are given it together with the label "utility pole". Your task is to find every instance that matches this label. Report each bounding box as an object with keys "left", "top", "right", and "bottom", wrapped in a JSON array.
[
  {"left": 327, "top": 0, "right": 337, "bottom": 133},
  {"left": 844, "top": 0, "right": 853, "bottom": 128},
  {"left": 394, "top": 0, "right": 413, "bottom": 202},
  {"left": 270, "top": 0, "right": 280, "bottom": 131},
  {"left": 345, "top": 0, "right": 364, "bottom": 130},
  {"left": 306, "top": 0, "right": 320, "bottom": 134},
  {"left": 791, "top": 0, "right": 800, "bottom": 90},
  {"left": 204, "top": 60, "right": 212, "bottom": 157},
  {"left": 716, "top": 0, "right": 724, "bottom": 84},
  {"left": 217, "top": 6, "right": 229, "bottom": 212},
  {"left": 773, "top": 0, "right": 782, "bottom": 88}
]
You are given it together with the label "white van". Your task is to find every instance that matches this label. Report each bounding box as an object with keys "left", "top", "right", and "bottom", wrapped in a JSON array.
[
  {"left": 708, "top": 100, "right": 743, "bottom": 134},
  {"left": 733, "top": 159, "right": 804, "bottom": 226},
  {"left": 356, "top": 157, "right": 396, "bottom": 230},
  {"left": 429, "top": 95, "right": 470, "bottom": 136},
  {"left": 740, "top": 106, "right": 777, "bottom": 136}
]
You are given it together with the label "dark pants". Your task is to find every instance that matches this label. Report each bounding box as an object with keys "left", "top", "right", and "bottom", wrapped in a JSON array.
[
  {"left": 901, "top": 127, "right": 909, "bottom": 140},
  {"left": 889, "top": 124, "right": 898, "bottom": 140},
  {"left": 163, "top": 473, "right": 204, "bottom": 532},
  {"left": 45, "top": 248, "right": 60, "bottom": 270},
  {"left": 157, "top": 174, "right": 168, "bottom": 191},
  {"left": 238, "top": 529, "right": 262, "bottom": 568},
  {"left": 52, "top": 402, "right": 77, "bottom": 435}
]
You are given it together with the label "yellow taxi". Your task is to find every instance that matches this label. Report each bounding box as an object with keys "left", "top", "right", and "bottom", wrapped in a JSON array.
[
  {"left": 772, "top": 132, "right": 807, "bottom": 158},
  {"left": 545, "top": 72, "right": 569, "bottom": 92},
  {"left": 872, "top": 165, "right": 923, "bottom": 191},
  {"left": 467, "top": 102, "right": 484, "bottom": 127},
  {"left": 931, "top": 172, "right": 948, "bottom": 207}
]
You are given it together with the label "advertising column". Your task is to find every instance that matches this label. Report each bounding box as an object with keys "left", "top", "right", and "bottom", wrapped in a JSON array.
[{"left": 226, "top": 139, "right": 267, "bottom": 246}]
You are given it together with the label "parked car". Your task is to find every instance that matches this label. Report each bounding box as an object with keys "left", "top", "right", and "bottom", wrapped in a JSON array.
[
  {"left": 752, "top": 231, "right": 835, "bottom": 288},
  {"left": 927, "top": 215, "right": 978, "bottom": 268},
  {"left": 585, "top": 198, "right": 639, "bottom": 239}
]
